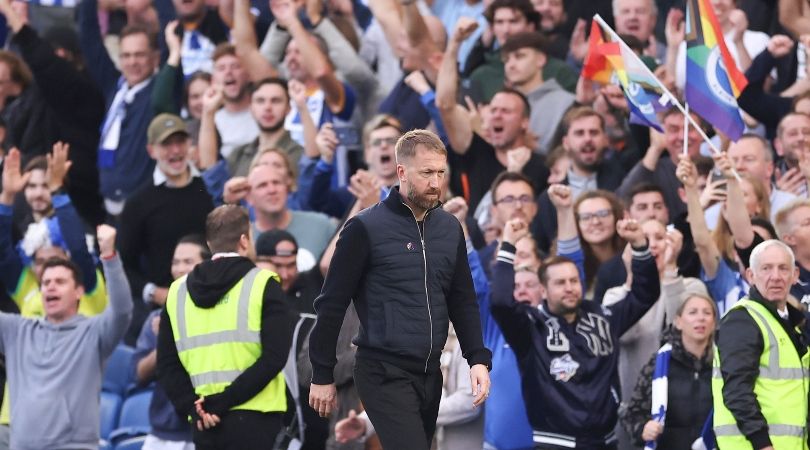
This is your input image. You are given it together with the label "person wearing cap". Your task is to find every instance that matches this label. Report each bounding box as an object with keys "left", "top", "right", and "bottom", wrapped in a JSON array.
[
  {"left": 254, "top": 230, "right": 324, "bottom": 315},
  {"left": 157, "top": 205, "right": 295, "bottom": 449},
  {"left": 118, "top": 113, "right": 214, "bottom": 342}
]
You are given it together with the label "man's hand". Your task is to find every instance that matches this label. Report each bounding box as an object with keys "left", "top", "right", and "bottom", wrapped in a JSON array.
[
  {"left": 676, "top": 156, "right": 698, "bottom": 188},
  {"left": 46, "top": 142, "right": 72, "bottom": 192},
  {"left": 288, "top": 79, "right": 308, "bottom": 109},
  {"left": 665, "top": 8, "right": 685, "bottom": 48},
  {"left": 165, "top": 20, "right": 182, "bottom": 63},
  {"left": 712, "top": 152, "right": 735, "bottom": 179},
  {"left": 270, "top": 0, "right": 299, "bottom": 29},
  {"left": 404, "top": 70, "right": 431, "bottom": 96},
  {"left": 575, "top": 75, "right": 597, "bottom": 106},
  {"left": 616, "top": 219, "right": 646, "bottom": 248},
  {"left": 470, "top": 363, "right": 490, "bottom": 407},
  {"left": 202, "top": 85, "right": 225, "bottom": 116},
  {"left": 97, "top": 224, "right": 117, "bottom": 259},
  {"left": 316, "top": 123, "right": 339, "bottom": 164},
  {"left": 1, "top": 148, "right": 29, "bottom": 205},
  {"left": 506, "top": 146, "right": 531, "bottom": 173},
  {"left": 501, "top": 218, "right": 529, "bottom": 246},
  {"left": 775, "top": 166, "right": 807, "bottom": 195},
  {"left": 223, "top": 176, "right": 250, "bottom": 204},
  {"left": 569, "top": 18, "right": 588, "bottom": 62},
  {"left": 452, "top": 17, "right": 479, "bottom": 44},
  {"left": 194, "top": 397, "right": 221, "bottom": 430},
  {"left": 729, "top": 9, "right": 748, "bottom": 44},
  {"left": 547, "top": 184, "right": 573, "bottom": 210},
  {"left": 699, "top": 178, "right": 727, "bottom": 209},
  {"left": 443, "top": 196, "right": 469, "bottom": 225},
  {"left": 663, "top": 228, "right": 683, "bottom": 272},
  {"left": 335, "top": 409, "right": 366, "bottom": 443},
  {"left": 767, "top": 34, "right": 794, "bottom": 58},
  {"left": 309, "top": 383, "right": 337, "bottom": 417},
  {"left": 348, "top": 169, "right": 382, "bottom": 209}
]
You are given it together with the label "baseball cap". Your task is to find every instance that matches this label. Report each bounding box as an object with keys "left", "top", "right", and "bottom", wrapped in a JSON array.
[
  {"left": 255, "top": 230, "right": 299, "bottom": 257},
  {"left": 148, "top": 113, "right": 189, "bottom": 145}
]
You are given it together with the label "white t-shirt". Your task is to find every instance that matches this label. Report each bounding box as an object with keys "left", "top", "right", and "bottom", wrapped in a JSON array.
[{"left": 215, "top": 107, "right": 260, "bottom": 158}]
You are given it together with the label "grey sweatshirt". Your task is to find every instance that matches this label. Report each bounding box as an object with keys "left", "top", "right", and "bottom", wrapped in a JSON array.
[{"left": 0, "top": 256, "right": 133, "bottom": 450}]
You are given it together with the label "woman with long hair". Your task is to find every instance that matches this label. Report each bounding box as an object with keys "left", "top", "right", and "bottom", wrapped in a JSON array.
[{"left": 548, "top": 184, "right": 626, "bottom": 298}]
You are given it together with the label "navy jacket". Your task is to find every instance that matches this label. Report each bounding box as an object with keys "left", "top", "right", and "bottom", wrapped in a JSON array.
[
  {"left": 79, "top": 0, "right": 158, "bottom": 202},
  {"left": 490, "top": 242, "right": 660, "bottom": 448},
  {"left": 309, "top": 187, "right": 491, "bottom": 384}
]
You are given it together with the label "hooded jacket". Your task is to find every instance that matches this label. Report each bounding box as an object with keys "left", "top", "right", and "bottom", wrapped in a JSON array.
[{"left": 157, "top": 256, "right": 294, "bottom": 420}]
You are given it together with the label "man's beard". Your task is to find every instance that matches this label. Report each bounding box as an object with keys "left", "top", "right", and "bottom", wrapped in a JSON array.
[
  {"left": 260, "top": 120, "right": 285, "bottom": 134},
  {"left": 407, "top": 184, "right": 440, "bottom": 211}
]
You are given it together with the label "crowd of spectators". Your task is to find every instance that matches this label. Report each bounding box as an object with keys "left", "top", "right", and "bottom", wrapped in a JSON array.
[{"left": 0, "top": 0, "right": 810, "bottom": 448}]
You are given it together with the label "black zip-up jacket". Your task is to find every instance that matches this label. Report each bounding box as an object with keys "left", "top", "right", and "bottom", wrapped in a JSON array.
[
  {"left": 621, "top": 327, "right": 713, "bottom": 450},
  {"left": 309, "top": 187, "right": 492, "bottom": 384},
  {"left": 156, "top": 257, "right": 295, "bottom": 420},
  {"left": 715, "top": 287, "right": 810, "bottom": 449},
  {"left": 490, "top": 242, "right": 660, "bottom": 448}
]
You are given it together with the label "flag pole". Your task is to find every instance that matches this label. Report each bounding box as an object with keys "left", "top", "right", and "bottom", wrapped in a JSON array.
[
  {"left": 593, "top": 14, "right": 723, "bottom": 156},
  {"left": 683, "top": 103, "right": 689, "bottom": 156}
]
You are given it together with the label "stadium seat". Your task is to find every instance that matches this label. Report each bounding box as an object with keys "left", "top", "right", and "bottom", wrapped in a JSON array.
[
  {"left": 109, "top": 389, "right": 152, "bottom": 442},
  {"left": 113, "top": 435, "right": 146, "bottom": 450},
  {"left": 99, "top": 391, "right": 122, "bottom": 440},
  {"left": 102, "top": 345, "right": 135, "bottom": 395}
]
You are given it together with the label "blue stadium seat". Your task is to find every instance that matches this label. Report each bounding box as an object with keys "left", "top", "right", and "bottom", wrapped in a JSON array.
[
  {"left": 99, "top": 391, "right": 122, "bottom": 440},
  {"left": 113, "top": 435, "right": 146, "bottom": 450},
  {"left": 109, "top": 389, "right": 152, "bottom": 443},
  {"left": 102, "top": 345, "right": 135, "bottom": 395}
]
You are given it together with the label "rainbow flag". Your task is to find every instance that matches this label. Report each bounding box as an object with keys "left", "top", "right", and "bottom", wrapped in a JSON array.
[
  {"left": 582, "top": 20, "right": 669, "bottom": 132},
  {"left": 685, "top": 0, "right": 747, "bottom": 140}
]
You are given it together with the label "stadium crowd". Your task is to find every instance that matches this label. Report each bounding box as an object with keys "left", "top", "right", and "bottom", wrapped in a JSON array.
[{"left": 0, "top": 0, "right": 809, "bottom": 448}]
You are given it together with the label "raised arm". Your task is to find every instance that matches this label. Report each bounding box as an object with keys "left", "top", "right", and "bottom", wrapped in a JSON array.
[
  {"left": 198, "top": 85, "right": 225, "bottom": 170},
  {"left": 0, "top": 149, "right": 28, "bottom": 297},
  {"left": 779, "top": 0, "right": 810, "bottom": 38},
  {"left": 48, "top": 143, "right": 97, "bottom": 292},
  {"left": 77, "top": 0, "right": 120, "bottom": 91},
  {"left": 272, "top": 0, "right": 345, "bottom": 113},
  {"left": 151, "top": 21, "right": 183, "bottom": 116},
  {"left": 677, "top": 157, "right": 722, "bottom": 278},
  {"left": 94, "top": 225, "right": 134, "bottom": 359},
  {"left": 233, "top": 0, "right": 279, "bottom": 81},
  {"left": 548, "top": 184, "right": 586, "bottom": 285},
  {"left": 713, "top": 153, "right": 755, "bottom": 249},
  {"left": 435, "top": 18, "right": 478, "bottom": 155}
]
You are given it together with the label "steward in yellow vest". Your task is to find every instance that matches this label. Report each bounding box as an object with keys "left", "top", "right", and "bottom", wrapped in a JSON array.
[
  {"left": 714, "top": 241, "right": 810, "bottom": 450},
  {"left": 157, "top": 205, "right": 295, "bottom": 450}
]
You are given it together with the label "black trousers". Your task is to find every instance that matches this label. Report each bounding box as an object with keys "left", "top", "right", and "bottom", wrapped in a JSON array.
[
  {"left": 194, "top": 410, "right": 283, "bottom": 450},
  {"left": 353, "top": 358, "right": 443, "bottom": 450}
]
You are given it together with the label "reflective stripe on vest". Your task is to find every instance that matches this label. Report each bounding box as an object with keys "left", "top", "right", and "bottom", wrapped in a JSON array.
[
  {"left": 167, "top": 267, "right": 286, "bottom": 413},
  {"left": 712, "top": 299, "right": 809, "bottom": 450},
  {"left": 173, "top": 268, "right": 261, "bottom": 355}
]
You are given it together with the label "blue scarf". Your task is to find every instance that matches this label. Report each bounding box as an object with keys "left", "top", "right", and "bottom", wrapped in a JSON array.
[{"left": 645, "top": 343, "right": 672, "bottom": 450}]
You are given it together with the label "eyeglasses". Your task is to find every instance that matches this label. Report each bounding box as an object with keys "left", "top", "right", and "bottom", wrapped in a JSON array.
[
  {"left": 577, "top": 209, "right": 612, "bottom": 222},
  {"left": 370, "top": 137, "right": 398, "bottom": 147},
  {"left": 495, "top": 194, "right": 535, "bottom": 206}
]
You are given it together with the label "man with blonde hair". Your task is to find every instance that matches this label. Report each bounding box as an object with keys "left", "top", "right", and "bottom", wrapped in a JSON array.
[
  {"left": 774, "top": 199, "right": 810, "bottom": 304},
  {"left": 308, "top": 130, "right": 491, "bottom": 450}
]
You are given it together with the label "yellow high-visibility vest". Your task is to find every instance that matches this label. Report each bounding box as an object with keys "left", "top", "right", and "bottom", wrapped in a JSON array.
[
  {"left": 166, "top": 267, "right": 286, "bottom": 412},
  {"left": 713, "top": 298, "right": 810, "bottom": 450}
]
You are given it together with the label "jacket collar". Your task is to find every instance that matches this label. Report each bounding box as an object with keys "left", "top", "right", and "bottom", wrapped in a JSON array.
[
  {"left": 383, "top": 186, "right": 443, "bottom": 218},
  {"left": 747, "top": 286, "right": 805, "bottom": 327}
]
